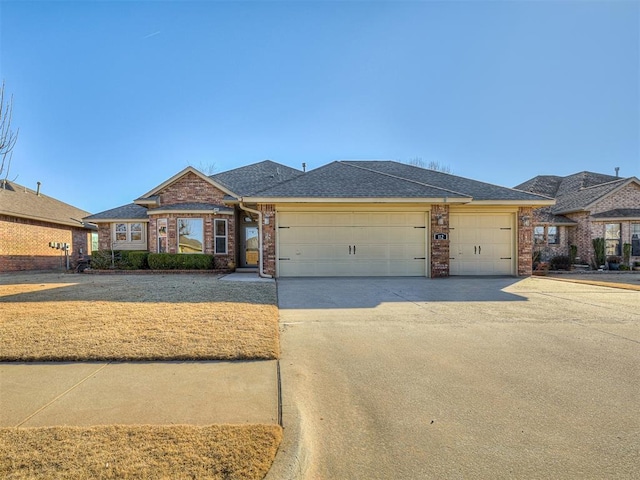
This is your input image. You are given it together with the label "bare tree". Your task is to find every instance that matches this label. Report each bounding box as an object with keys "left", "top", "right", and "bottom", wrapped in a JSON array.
[
  {"left": 407, "top": 157, "right": 452, "bottom": 174},
  {"left": 1, "top": 81, "right": 19, "bottom": 181},
  {"left": 189, "top": 161, "right": 217, "bottom": 175}
]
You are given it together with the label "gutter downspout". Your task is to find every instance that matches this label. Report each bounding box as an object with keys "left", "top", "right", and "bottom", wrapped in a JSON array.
[{"left": 239, "top": 202, "right": 273, "bottom": 278}]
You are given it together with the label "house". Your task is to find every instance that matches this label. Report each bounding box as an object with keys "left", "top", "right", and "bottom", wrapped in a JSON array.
[
  {"left": 514, "top": 171, "right": 640, "bottom": 266},
  {"left": 84, "top": 160, "right": 553, "bottom": 277},
  {"left": 0, "top": 180, "right": 95, "bottom": 271}
]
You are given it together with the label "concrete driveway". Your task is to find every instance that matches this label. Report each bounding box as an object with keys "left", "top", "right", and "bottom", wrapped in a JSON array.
[{"left": 277, "top": 277, "right": 639, "bottom": 479}]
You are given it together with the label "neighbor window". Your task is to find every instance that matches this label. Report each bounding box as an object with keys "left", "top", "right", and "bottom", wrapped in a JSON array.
[
  {"left": 178, "top": 218, "right": 204, "bottom": 254},
  {"left": 547, "top": 226, "right": 558, "bottom": 244},
  {"left": 113, "top": 223, "right": 145, "bottom": 243},
  {"left": 632, "top": 224, "right": 640, "bottom": 256},
  {"left": 605, "top": 223, "right": 621, "bottom": 256},
  {"left": 534, "top": 226, "right": 545, "bottom": 245},
  {"left": 214, "top": 219, "right": 228, "bottom": 254}
]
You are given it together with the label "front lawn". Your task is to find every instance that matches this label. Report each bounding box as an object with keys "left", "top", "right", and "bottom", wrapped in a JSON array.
[{"left": 0, "top": 273, "right": 279, "bottom": 361}]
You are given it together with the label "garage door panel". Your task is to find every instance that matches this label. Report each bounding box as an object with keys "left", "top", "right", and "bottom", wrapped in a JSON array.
[{"left": 278, "top": 211, "right": 426, "bottom": 277}]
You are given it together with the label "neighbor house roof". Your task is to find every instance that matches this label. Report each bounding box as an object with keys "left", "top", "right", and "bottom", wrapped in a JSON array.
[
  {"left": 84, "top": 203, "right": 149, "bottom": 222},
  {"left": 245, "top": 161, "right": 552, "bottom": 204},
  {"left": 211, "top": 160, "right": 304, "bottom": 197},
  {"left": 0, "top": 180, "right": 93, "bottom": 228},
  {"left": 514, "top": 172, "right": 639, "bottom": 215}
]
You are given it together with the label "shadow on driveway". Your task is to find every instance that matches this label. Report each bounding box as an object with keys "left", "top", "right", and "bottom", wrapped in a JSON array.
[{"left": 277, "top": 276, "right": 527, "bottom": 309}]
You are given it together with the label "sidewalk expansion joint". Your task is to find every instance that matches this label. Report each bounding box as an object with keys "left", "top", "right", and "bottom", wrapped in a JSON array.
[{"left": 15, "top": 362, "right": 112, "bottom": 427}]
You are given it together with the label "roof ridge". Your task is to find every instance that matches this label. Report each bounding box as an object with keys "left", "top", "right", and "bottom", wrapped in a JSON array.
[
  {"left": 577, "top": 177, "right": 627, "bottom": 191},
  {"left": 339, "top": 161, "right": 471, "bottom": 198}
]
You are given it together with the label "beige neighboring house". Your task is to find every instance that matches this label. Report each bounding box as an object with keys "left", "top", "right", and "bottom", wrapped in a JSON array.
[
  {"left": 0, "top": 180, "right": 96, "bottom": 271},
  {"left": 515, "top": 171, "right": 640, "bottom": 266},
  {"left": 85, "top": 160, "right": 553, "bottom": 277}
]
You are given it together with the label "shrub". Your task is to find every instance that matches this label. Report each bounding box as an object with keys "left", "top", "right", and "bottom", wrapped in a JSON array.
[
  {"left": 148, "top": 253, "right": 214, "bottom": 270},
  {"left": 91, "top": 250, "right": 117, "bottom": 269},
  {"left": 592, "top": 238, "right": 606, "bottom": 267},
  {"left": 550, "top": 255, "right": 570, "bottom": 270},
  {"left": 569, "top": 245, "right": 578, "bottom": 265},
  {"left": 121, "top": 251, "right": 149, "bottom": 270}
]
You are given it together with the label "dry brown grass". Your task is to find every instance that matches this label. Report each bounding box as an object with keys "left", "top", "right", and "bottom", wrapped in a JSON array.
[
  {"left": 0, "top": 273, "right": 279, "bottom": 361},
  {"left": 0, "top": 424, "right": 282, "bottom": 480}
]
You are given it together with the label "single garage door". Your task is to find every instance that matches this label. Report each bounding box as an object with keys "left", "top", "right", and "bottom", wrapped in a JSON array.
[
  {"left": 449, "top": 213, "right": 514, "bottom": 275},
  {"left": 278, "top": 211, "right": 427, "bottom": 277}
]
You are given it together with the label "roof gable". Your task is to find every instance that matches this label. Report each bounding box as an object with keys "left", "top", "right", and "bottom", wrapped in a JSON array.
[
  {"left": 136, "top": 166, "right": 237, "bottom": 201},
  {"left": 0, "top": 180, "right": 92, "bottom": 228}
]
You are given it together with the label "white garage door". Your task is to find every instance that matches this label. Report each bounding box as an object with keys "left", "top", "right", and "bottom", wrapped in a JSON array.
[
  {"left": 278, "top": 212, "right": 427, "bottom": 277},
  {"left": 449, "top": 213, "right": 515, "bottom": 275}
]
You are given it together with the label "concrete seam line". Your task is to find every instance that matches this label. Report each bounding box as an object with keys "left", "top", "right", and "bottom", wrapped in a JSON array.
[
  {"left": 15, "top": 362, "right": 112, "bottom": 427},
  {"left": 277, "top": 359, "right": 283, "bottom": 427}
]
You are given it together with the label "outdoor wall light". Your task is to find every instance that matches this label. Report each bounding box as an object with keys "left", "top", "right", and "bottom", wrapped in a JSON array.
[{"left": 522, "top": 215, "right": 531, "bottom": 227}]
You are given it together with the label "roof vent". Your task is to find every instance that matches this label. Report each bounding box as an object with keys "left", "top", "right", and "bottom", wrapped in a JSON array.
[
  {"left": 615, "top": 167, "right": 620, "bottom": 178},
  {"left": 36, "top": 181, "right": 41, "bottom": 196},
  {"left": 302, "top": 162, "right": 306, "bottom": 172}
]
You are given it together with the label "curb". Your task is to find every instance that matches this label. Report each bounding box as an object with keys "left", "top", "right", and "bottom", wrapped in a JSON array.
[{"left": 540, "top": 275, "right": 640, "bottom": 292}]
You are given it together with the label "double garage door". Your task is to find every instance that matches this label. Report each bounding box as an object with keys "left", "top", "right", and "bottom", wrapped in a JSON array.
[
  {"left": 278, "top": 212, "right": 427, "bottom": 277},
  {"left": 277, "top": 211, "right": 516, "bottom": 277}
]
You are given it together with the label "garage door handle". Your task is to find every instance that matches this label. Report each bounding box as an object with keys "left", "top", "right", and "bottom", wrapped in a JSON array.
[
  {"left": 353, "top": 245, "right": 356, "bottom": 255},
  {"left": 478, "top": 245, "right": 481, "bottom": 254},
  {"left": 474, "top": 246, "right": 477, "bottom": 254},
  {"left": 349, "top": 245, "right": 352, "bottom": 255}
]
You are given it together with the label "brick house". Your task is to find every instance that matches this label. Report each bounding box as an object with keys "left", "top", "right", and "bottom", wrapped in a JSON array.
[
  {"left": 515, "top": 171, "right": 640, "bottom": 267},
  {"left": 85, "top": 160, "right": 553, "bottom": 277},
  {"left": 0, "top": 180, "right": 95, "bottom": 271}
]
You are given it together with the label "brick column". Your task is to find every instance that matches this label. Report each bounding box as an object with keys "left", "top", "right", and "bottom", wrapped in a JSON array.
[
  {"left": 518, "top": 207, "right": 533, "bottom": 276},
  {"left": 259, "top": 204, "right": 276, "bottom": 276},
  {"left": 430, "top": 205, "right": 450, "bottom": 278}
]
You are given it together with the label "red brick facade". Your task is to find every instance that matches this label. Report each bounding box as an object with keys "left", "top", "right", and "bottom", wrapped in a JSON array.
[
  {"left": 517, "top": 207, "right": 533, "bottom": 276},
  {"left": 430, "top": 205, "right": 450, "bottom": 277},
  {"left": 259, "top": 204, "right": 276, "bottom": 276},
  {"left": 0, "top": 214, "right": 91, "bottom": 271}
]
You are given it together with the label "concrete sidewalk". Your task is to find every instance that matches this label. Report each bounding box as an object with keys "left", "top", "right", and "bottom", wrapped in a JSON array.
[{"left": 0, "top": 361, "right": 278, "bottom": 427}]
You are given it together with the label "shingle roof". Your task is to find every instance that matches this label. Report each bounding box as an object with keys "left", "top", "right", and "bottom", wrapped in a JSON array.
[
  {"left": 83, "top": 203, "right": 149, "bottom": 222},
  {"left": 0, "top": 180, "right": 93, "bottom": 228},
  {"left": 532, "top": 206, "right": 577, "bottom": 225},
  {"left": 211, "top": 160, "right": 304, "bottom": 197},
  {"left": 249, "top": 161, "right": 550, "bottom": 201},
  {"left": 591, "top": 208, "right": 640, "bottom": 219}
]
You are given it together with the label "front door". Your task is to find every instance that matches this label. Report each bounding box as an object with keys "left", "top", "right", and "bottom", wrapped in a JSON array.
[{"left": 242, "top": 225, "right": 259, "bottom": 267}]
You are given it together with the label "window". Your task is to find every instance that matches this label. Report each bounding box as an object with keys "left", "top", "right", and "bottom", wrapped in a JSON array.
[
  {"left": 534, "top": 226, "right": 545, "bottom": 245},
  {"left": 214, "top": 219, "right": 227, "bottom": 254},
  {"left": 547, "top": 226, "right": 558, "bottom": 244},
  {"left": 91, "top": 232, "right": 99, "bottom": 252},
  {"left": 605, "top": 223, "right": 621, "bottom": 256},
  {"left": 632, "top": 224, "right": 640, "bottom": 256},
  {"left": 178, "top": 218, "right": 203, "bottom": 254},
  {"left": 114, "top": 223, "right": 144, "bottom": 243}
]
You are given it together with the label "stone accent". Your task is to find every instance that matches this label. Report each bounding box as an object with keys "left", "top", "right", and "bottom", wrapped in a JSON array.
[
  {"left": 430, "top": 205, "right": 449, "bottom": 278},
  {"left": 259, "top": 204, "right": 276, "bottom": 276},
  {"left": 0, "top": 214, "right": 90, "bottom": 271},
  {"left": 518, "top": 207, "right": 533, "bottom": 276}
]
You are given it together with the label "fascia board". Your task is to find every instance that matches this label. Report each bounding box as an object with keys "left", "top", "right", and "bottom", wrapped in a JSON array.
[
  {"left": 139, "top": 167, "right": 239, "bottom": 199},
  {"left": 467, "top": 199, "right": 556, "bottom": 206},
  {"left": 242, "top": 196, "right": 473, "bottom": 204},
  {"left": 149, "top": 209, "right": 234, "bottom": 215}
]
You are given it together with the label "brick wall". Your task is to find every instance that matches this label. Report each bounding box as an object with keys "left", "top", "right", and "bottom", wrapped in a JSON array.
[
  {"left": 518, "top": 207, "right": 533, "bottom": 276},
  {"left": 0, "top": 215, "right": 90, "bottom": 271},
  {"left": 430, "top": 205, "right": 449, "bottom": 277},
  {"left": 590, "top": 182, "right": 640, "bottom": 214},
  {"left": 259, "top": 204, "right": 276, "bottom": 276},
  {"left": 157, "top": 172, "right": 226, "bottom": 205}
]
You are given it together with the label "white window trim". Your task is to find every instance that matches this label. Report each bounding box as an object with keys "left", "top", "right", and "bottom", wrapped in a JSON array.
[
  {"left": 112, "top": 222, "right": 146, "bottom": 246},
  {"left": 214, "top": 219, "right": 228, "bottom": 255}
]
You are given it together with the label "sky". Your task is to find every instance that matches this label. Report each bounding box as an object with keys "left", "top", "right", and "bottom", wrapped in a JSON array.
[{"left": 1, "top": 0, "right": 638, "bottom": 214}]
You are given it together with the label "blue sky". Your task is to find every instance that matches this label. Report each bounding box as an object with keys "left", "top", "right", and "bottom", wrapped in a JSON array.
[{"left": 1, "top": 0, "right": 638, "bottom": 214}]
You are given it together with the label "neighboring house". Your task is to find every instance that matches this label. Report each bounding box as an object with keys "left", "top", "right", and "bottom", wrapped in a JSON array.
[
  {"left": 0, "top": 180, "right": 96, "bottom": 271},
  {"left": 84, "top": 160, "right": 553, "bottom": 277},
  {"left": 515, "top": 171, "right": 640, "bottom": 265}
]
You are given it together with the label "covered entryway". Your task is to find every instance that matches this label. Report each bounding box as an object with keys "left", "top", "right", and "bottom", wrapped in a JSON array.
[
  {"left": 277, "top": 211, "right": 427, "bottom": 277},
  {"left": 449, "top": 213, "right": 515, "bottom": 275}
]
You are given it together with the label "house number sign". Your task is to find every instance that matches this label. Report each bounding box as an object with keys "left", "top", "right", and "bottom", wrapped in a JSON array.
[{"left": 433, "top": 233, "right": 448, "bottom": 240}]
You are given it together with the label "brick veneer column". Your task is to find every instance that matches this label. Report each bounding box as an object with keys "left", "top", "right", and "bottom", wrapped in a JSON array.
[
  {"left": 430, "top": 205, "right": 450, "bottom": 278},
  {"left": 259, "top": 204, "right": 276, "bottom": 276},
  {"left": 518, "top": 207, "right": 533, "bottom": 276}
]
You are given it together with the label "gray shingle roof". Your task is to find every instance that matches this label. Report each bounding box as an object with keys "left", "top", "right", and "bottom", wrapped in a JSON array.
[
  {"left": 591, "top": 208, "right": 640, "bottom": 219},
  {"left": 250, "top": 161, "right": 549, "bottom": 201},
  {"left": 84, "top": 203, "right": 148, "bottom": 222},
  {"left": 211, "top": 160, "right": 303, "bottom": 197},
  {"left": 0, "top": 180, "right": 93, "bottom": 228},
  {"left": 532, "top": 206, "right": 577, "bottom": 225}
]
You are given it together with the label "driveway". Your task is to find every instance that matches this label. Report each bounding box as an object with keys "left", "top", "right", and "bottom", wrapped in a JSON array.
[{"left": 277, "top": 277, "right": 639, "bottom": 479}]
